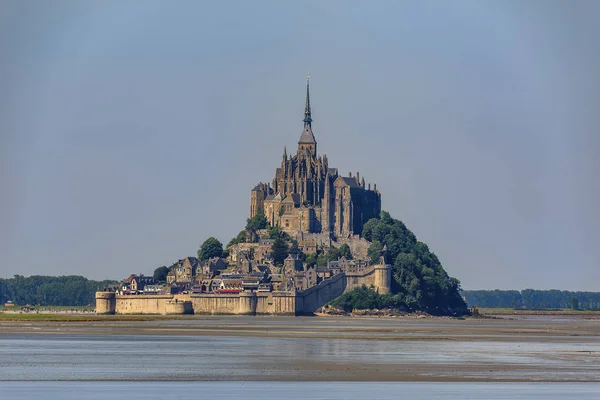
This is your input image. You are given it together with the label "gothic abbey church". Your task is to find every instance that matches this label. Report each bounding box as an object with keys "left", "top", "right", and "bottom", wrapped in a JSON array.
[{"left": 250, "top": 79, "right": 381, "bottom": 239}]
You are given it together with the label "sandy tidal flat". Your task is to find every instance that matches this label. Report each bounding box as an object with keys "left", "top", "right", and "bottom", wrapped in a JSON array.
[{"left": 0, "top": 315, "right": 599, "bottom": 382}]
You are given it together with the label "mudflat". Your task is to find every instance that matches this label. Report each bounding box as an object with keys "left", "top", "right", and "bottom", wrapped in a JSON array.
[{"left": 1, "top": 315, "right": 599, "bottom": 382}]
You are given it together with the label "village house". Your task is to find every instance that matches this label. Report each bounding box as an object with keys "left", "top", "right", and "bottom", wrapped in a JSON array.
[
  {"left": 201, "top": 257, "right": 227, "bottom": 276},
  {"left": 121, "top": 274, "right": 157, "bottom": 293},
  {"left": 175, "top": 257, "right": 199, "bottom": 282},
  {"left": 283, "top": 254, "right": 303, "bottom": 276}
]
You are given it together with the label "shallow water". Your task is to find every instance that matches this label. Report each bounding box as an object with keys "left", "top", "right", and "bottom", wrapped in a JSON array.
[
  {"left": 1, "top": 332, "right": 599, "bottom": 381},
  {"left": 2, "top": 382, "right": 600, "bottom": 400}
]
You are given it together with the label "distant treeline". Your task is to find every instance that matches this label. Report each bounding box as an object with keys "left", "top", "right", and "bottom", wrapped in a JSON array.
[
  {"left": 0, "top": 275, "right": 116, "bottom": 307},
  {"left": 462, "top": 289, "right": 600, "bottom": 310}
]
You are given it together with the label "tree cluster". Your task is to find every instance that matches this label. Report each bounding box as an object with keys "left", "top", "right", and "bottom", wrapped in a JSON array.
[
  {"left": 197, "top": 237, "right": 225, "bottom": 261},
  {"left": 268, "top": 225, "right": 294, "bottom": 266},
  {"left": 304, "top": 243, "right": 353, "bottom": 267},
  {"left": 329, "top": 285, "right": 408, "bottom": 312},
  {"left": 153, "top": 266, "right": 170, "bottom": 283},
  {"left": 360, "top": 211, "right": 468, "bottom": 316},
  {"left": 463, "top": 289, "right": 600, "bottom": 310},
  {"left": 227, "top": 212, "right": 269, "bottom": 248},
  {"left": 0, "top": 275, "right": 116, "bottom": 306}
]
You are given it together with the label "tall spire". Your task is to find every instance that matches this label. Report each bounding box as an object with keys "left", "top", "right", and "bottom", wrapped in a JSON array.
[
  {"left": 298, "top": 75, "right": 317, "bottom": 155},
  {"left": 303, "top": 74, "right": 312, "bottom": 126}
]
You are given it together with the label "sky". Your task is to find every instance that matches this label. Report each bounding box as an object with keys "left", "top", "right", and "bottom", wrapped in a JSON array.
[{"left": 1, "top": 1, "right": 599, "bottom": 290}]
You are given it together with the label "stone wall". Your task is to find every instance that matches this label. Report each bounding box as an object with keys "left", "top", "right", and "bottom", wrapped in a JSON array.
[
  {"left": 97, "top": 268, "right": 388, "bottom": 316},
  {"left": 344, "top": 269, "right": 376, "bottom": 292},
  {"left": 296, "top": 272, "right": 345, "bottom": 313},
  {"left": 189, "top": 294, "right": 245, "bottom": 314},
  {"left": 115, "top": 294, "right": 193, "bottom": 315},
  {"left": 102, "top": 291, "right": 298, "bottom": 315},
  {"left": 333, "top": 236, "right": 371, "bottom": 258},
  {"left": 344, "top": 264, "right": 392, "bottom": 295},
  {"left": 95, "top": 292, "right": 116, "bottom": 314}
]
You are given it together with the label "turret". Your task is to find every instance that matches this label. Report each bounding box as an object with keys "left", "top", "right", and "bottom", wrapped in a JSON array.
[{"left": 95, "top": 291, "right": 116, "bottom": 314}]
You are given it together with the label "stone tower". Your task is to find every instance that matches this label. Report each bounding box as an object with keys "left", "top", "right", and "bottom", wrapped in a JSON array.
[{"left": 297, "top": 77, "right": 317, "bottom": 157}]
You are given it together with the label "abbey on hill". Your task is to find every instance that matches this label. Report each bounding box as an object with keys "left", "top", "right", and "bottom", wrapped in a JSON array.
[
  {"left": 250, "top": 78, "right": 381, "bottom": 238},
  {"left": 97, "top": 78, "right": 467, "bottom": 317}
]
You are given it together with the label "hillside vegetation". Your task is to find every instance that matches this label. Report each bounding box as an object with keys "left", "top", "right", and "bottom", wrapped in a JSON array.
[{"left": 333, "top": 211, "right": 468, "bottom": 316}]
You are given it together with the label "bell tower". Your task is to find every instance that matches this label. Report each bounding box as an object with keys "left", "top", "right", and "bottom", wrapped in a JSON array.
[{"left": 297, "top": 75, "right": 317, "bottom": 158}]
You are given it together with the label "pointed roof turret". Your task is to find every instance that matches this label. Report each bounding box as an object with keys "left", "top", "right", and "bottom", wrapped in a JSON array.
[
  {"left": 298, "top": 75, "right": 317, "bottom": 146},
  {"left": 303, "top": 74, "right": 312, "bottom": 125}
]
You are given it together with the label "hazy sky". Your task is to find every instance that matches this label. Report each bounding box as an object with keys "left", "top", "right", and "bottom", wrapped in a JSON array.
[{"left": 1, "top": 1, "right": 599, "bottom": 290}]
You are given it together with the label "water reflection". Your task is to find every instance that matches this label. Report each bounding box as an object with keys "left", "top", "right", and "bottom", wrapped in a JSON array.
[{"left": 0, "top": 333, "right": 599, "bottom": 381}]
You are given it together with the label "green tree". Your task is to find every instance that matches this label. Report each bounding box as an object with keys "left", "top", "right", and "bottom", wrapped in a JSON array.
[
  {"left": 153, "top": 266, "right": 169, "bottom": 283},
  {"left": 314, "top": 247, "right": 336, "bottom": 266},
  {"left": 338, "top": 243, "right": 353, "bottom": 259},
  {"left": 227, "top": 230, "right": 248, "bottom": 248},
  {"left": 571, "top": 296, "right": 580, "bottom": 310},
  {"left": 329, "top": 285, "right": 408, "bottom": 312},
  {"left": 268, "top": 225, "right": 287, "bottom": 240},
  {"left": 198, "top": 237, "right": 224, "bottom": 261},
  {"left": 305, "top": 252, "right": 318, "bottom": 267},
  {"left": 367, "top": 241, "right": 383, "bottom": 264},
  {"left": 271, "top": 237, "right": 289, "bottom": 266},
  {"left": 245, "top": 212, "right": 268, "bottom": 231},
  {"left": 0, "top": 275, "right": 117, "bottom": 306}
]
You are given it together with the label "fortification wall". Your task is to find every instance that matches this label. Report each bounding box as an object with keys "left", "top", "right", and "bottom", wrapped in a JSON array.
[
  {"left": 256, "top": 294, "right": 274, "bottom": 314},
  {"left": 334, "top": 236, "right": 371, "bottom": 258},
  {"left": 190, "top": 293, "right": 257, "bottom": 315},
  {"left": 345, "top": 269, "right": 376, "bottom": 292},
  {"left": 345, "top": 264, "right": 392, "bottom": 294},
  {"left": 95, "top": 292, "right": 116, "bottom": 314},
  {"left": 115, "top": 294, "right": 192, "bottom": 315},
  {"left": 271, "top": 292, "right": 297, "bottom": 315},
  {"left": 297, "top": 272, "right": 345, "bottom": 313},
  {"left": 98, "top": 270, "right": 378, "bottom": 315}
]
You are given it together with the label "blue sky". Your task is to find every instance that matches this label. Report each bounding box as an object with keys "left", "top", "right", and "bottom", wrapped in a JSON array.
[{"left": 1, "top": 1, "right": 599, "bottom": 290}]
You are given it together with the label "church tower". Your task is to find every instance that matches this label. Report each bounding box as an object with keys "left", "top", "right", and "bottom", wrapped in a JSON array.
[
  {"left": 297, "top": 76, "right": 317, "bottom": 157},
  {"left": 250, "top": 76, "right": 381, "bottom": 238}
]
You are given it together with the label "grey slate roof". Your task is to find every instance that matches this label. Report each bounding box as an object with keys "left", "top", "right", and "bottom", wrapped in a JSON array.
[
  {"left": 339, "top": 177, "right": 360, "bottom": 188},
  {"left": 298, "top": 124, "right": 316, "bottom": 144}
]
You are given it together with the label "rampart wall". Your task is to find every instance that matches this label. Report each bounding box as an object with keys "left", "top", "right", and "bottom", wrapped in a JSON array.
[
  {"left": 114, "top": 294, "right": 193, "bottom": 315},
  {"left": 344, "top": 264, "right": 392, "bottom": 294},
  {"left": 296, "top": 272, "right": 346, "bottom": 313},
  {"left": 96, "top": 267, "right": 390, "bottom": 316}
]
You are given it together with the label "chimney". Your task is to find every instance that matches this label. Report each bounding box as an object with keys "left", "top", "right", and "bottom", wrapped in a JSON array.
[
  {"left": 349, "top": 172, "right": 352, "bottom": 178},
  {"left": 356, "top": 172, "right": 360, "bottom": 183}
]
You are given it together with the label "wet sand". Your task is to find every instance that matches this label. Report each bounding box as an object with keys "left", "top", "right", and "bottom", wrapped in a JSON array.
[{"left": 1, "top": 315, "right": 599, "bottom": 382}]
